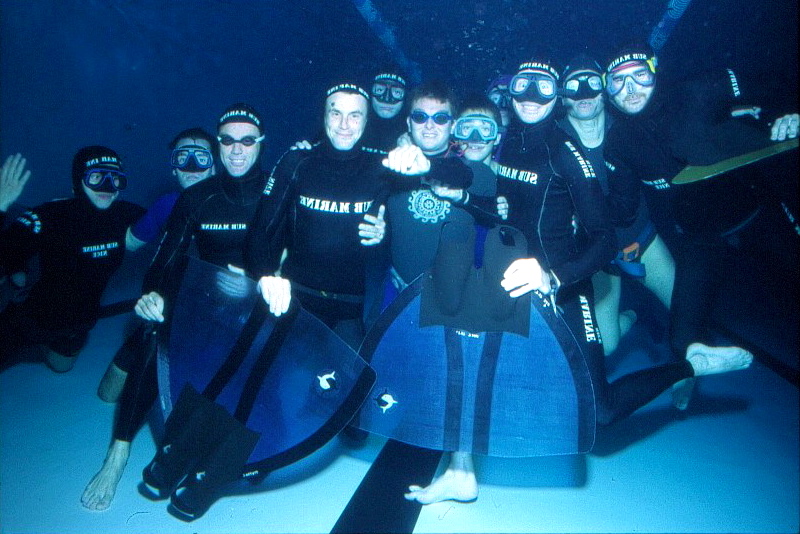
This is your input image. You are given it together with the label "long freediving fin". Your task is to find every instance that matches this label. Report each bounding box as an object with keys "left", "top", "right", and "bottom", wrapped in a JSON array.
[{"left": 671, "top": 138, "right": 798, "bottom": 184}]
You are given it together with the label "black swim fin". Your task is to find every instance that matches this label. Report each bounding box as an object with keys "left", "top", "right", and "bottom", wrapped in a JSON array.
[
  {"left": 168, "top": 403, "right": 260, "bottom": 522},
  {"left": 431, "top": 221, "right": 475, "bottom": 315},
  {"left": 140, "top": 384, "right": 213, "bottom": 500}
]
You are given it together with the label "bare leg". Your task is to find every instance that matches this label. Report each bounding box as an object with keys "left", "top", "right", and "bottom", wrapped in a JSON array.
[
  {"left": 592, "top": 271, "right": 622, "bottom": 356},
  {"left": 640, "top": 238, "right": 695, "bottom": 409},
  {"left": 81, "top": 440, "right": 130, "bottom": 511},
  {"left": 97, "top": 362, "right": 128, "bottom": 403},
  {"left": 404, "top": 451, "right": 478, "bottom": 504},
  {"left": 641, "top": 235, "right": 675, "bottom": 310},
  {"left": 591, "top": 271, "right": 637, "bottom": 356}
]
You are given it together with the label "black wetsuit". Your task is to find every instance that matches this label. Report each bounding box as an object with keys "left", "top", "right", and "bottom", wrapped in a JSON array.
[
  {"left": 245, "top": 141, "right": 390, "bottom": 347},
  {"left": 361, "top": 112, "right": 407, "bottom": 152},
  {"left": 0, "top": 197, "right": 144, "bottom": 370},
  {"left": 603, "top": 68, "right": 775, "bottom": 358},
  {"left": 385, "top": 146, "right": 474, "bottom": 285},
  {"left": 496, "top": 116, "right": 693, "bottom": 426},
  {"left": 557, "top": 114, "right": 656, "bottom": 277},
  {"left": 114, "top": 166, "right": 267, "bottom": 443}
]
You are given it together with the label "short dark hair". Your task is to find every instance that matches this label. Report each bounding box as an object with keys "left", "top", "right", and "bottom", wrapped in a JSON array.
[
  {"left": 457, "top": 93, "right": 501, "bottom": 125},
  {"left": 168, "top": 127, "right": 215, "bottom": 150},
  {"left": 408, "top": 80, "right": 458, "bottom": 113}
]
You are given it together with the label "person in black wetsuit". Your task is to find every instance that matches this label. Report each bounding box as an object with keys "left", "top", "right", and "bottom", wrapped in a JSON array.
[
  {"left": 383, "top": 80, "right": 476, "bottom": 289},
  {"left": 96, "top": 127, "right": 217, "bottom": 404},
  {"left": 360, "top": 70, "right": 410, "bottom": 151},
  {"left": 331, "top": 81, "right": 484, "bottom": 532},
  {"left": 602, "top": 44, "right": 794, "bottom": 408},
  {"left": 246, "top": 82, "right": 388, "bottom": 348},
  {"left": 291, "top": 70, "right": 408, "bottom": 153},
  {"left": 496, "top": 55, "right": 752, "bottom": 446},
  {"left": 400, "top": 94, "right": 507, "bottom": 505},
  {"left": 0, "top": 146, "right": 145, "bottom": 374},
  {"left": 556, "top": 54, "right": 675, "bottom": 360},
  {"left": 80, "top": 104, "right": 269, "bottom": 512}
]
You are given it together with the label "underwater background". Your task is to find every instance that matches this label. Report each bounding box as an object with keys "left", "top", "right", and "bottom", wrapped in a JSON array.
[{"left": 1, "top": 0, "right": 797, "bottom": 210}]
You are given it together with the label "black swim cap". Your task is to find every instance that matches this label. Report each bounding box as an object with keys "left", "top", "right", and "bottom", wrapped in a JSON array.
[
  {"left": 326, "top": 82, "right": 370, "bottom": 101},
  {"left": 71, "top": 146, "right": 124, "bottom": 196},
  {"left": 218, "top": 103, "right": 264, "bottom": 134},
  {"left": 563, "top": 54, "right": 603, "bottom": 80},
  {"left": 515, "top": 59, "right": 560, "bottom": 80},
  {"left": 606, "top": 44, "right": 657, "bottom": 74},
  {"left": 374, "top": 72, "right": 407, "bottom": 88}
]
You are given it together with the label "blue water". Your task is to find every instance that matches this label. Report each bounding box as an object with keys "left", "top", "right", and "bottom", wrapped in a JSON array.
[{"left": 1, "top": 0, "right": 796, "bottom": 209}]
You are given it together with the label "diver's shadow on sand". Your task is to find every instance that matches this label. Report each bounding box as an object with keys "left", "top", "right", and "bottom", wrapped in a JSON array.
[{"left": 590, "top": 392, "right": 751, "bottom": 457}]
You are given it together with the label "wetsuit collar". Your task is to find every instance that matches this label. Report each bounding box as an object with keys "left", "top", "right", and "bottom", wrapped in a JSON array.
[
  {"left": 425, "top": 145, "right": 453, "bottom": 159},
  {"left": 323, "top": 137, "right": 365, "bottom": 161},
  {"left": 219, "top": 165, "right": 263, "bottom": 205}
]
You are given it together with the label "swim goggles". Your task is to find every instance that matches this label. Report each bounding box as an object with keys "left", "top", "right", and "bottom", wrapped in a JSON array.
[
  {"left": 170, "top": 146, "right": 213, "bottom": 171},
  {"left": 409, "top": 110, "right": 453, "bottom": 125},
  {"left": 605, "top": 63, "right": 655, "bottom": 96},
  {"left": 217, "top": 134, "right": 265, "bottom": 146},
  {"left": 453, "top": 115, "right": 499, "bottom": 143},
  {"left": 372, "top": 81, "right": 406, "bottom": 104},
  {"left": 562, "top": 74, "right": 604, "bottom": 100},
  {"left": 509, "top": 72, "right": 558, "bottom": 103},
  {"left": 83, "top": 168, "right": 127, "bottom": 192}
]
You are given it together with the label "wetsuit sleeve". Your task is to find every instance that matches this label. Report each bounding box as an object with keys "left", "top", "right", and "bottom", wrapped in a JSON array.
[
  {"left": 715, "top": 68, "right": 787, "bottom": 142},
  {"left": 244, "top": 150, "right": 301, "bottom": 277},
  {"left": 426, "top": 157, "right": 473, "bottom": 189},
  {"left": 141, "top": 189, "right": 196, "bottom": 298},
  {"left": 381, "top": 157, "right": 472, "bottom": 194},
  {"left": 551, "top": 141, "right": 617, "bottom": 287},
  {"left": 0, "top": 209, "right": 40, "bottom": 274}
]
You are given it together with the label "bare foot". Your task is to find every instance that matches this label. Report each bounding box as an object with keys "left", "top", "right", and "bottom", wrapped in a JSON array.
[
  {"left": 686, "top": 343, "right": 753, "bottom": 376},
  {"left": 81, "top": 440, "right": 130, "bottom": 511},
  {"left": 404, "top": 452, "right": 478, "bottom": 504}
]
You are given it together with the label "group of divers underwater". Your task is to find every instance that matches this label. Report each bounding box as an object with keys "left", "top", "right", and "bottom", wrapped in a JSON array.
[{"left": 1, "top": 37, "right": 799, "bottom": 530}]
